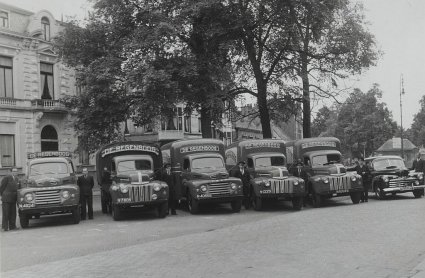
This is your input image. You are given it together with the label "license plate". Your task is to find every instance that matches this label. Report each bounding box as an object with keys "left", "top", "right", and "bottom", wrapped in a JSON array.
[
  {"left": 401, "top": 186, "right": 412, "bottom": 191},
  {"left": 117, "top": 198, "right": 131, "bottom": 203}
]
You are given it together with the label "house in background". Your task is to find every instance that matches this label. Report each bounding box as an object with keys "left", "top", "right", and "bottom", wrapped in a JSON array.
[
  {"left": 374, "top": 137, "right": 418, "bottom": 168},
  {"left": 0, "top": 3, "right": 79, "bottom": 175}
]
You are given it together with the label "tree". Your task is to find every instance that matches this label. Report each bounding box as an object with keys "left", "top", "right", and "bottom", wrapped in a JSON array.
[
  {"left": 311, "top": 105, "right": 338, "bottom": 137},
  {"left": 334, "top": 85, "right": 397, "bottom": 157},
  {"left": 406, "top": 95, "right": 425, "bottom": 148},
  {"left": 287, "top": 0, "right": 379, "bottom": 138}
]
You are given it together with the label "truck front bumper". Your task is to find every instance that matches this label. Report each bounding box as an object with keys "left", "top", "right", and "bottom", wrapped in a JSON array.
[{"left": 18, "top": 204, "right": 79, "bottom": 215}]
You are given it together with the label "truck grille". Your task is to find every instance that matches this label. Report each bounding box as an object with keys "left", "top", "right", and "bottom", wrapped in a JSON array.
[
  {"left": 270, "top": 179, "right": 293, "bottom": 193},
  {"left": 35, "top": 190, "right": 61, "bottom": 205},
  {"left": 389, "top": 178, "right": 414, "bottom": 187},
  {"left": 209, "top": 182, "right": 230, "bottom": 196},
  {"left": 129, "top": 185, "right": 152, "bottom": 202},
  {"left": 329, "top": 176, "right": 352, "bottom": 193}
]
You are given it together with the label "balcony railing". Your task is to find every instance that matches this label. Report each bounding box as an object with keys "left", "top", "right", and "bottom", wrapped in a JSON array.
[
  {"left": 31, "top": 99, "right": 67, "bottom": 112},
  {"left": 0, "top": 97, "right": 67, "bottom": 112}
]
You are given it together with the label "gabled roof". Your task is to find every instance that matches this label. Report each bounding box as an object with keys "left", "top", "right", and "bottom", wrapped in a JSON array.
[{"left": 377, "top": 138, "right": 417, "bottom": 151}]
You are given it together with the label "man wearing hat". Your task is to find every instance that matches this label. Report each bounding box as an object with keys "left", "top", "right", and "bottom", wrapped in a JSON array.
[
  {"left": 161, "top": 163, "right": 176, "bottom": 215},
  {"left": 0, "top": 167, "right": 20, "bottom": 231},
  {"left": 232, "top": 161, "right": 251, "bottom": 209},
  {"left": 77, "top": 168, "right": 94, "bottom": 220}
]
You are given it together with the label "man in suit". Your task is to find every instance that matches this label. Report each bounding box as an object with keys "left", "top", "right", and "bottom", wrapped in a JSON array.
[
  {"left": 232, "top": 161, "right": 251, "bottom": 209},
  {"left": 411, "top": 154, "right": 422, "bottom": 171},
  {"left": 77, "top": 168, "right": 94, "bottom": 220},
  {"left": 0, "top": 167, "right": 20, "bottom": 231},
  {"left": 161, "top": 163, "right": 176, "bottom": 215},
  {"left": 356, "top": 158, "right": 370, "bottom": 202}
]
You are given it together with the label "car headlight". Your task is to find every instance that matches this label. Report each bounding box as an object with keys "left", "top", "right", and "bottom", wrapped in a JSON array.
[
  {"left": 62, "top": 190, "right": 70, "bottom": 199},
  {"left": 230, "top": 183, "right": 237, "bottom": 190},
  {"left": 153, "top": 184, "right": 161, "bottom": 192},
  {"left": 322, "top": 178, "right": 329, "bottom": 184},
  {"left": 383, "top": 177, "right": 389, "bottom": 183},
  {"left": 119, "top": 183, "right": 128, "bottom": 194},
  {"left": 351, "top": 176, "right": 357, "bottom": 182},
  {"left": 415, "top": 181, "right": 420, "bottom": 186},
  {"left": 24, "top": 193, "right": 34, "bottom": 202},
  {"left": 200, "top": 185, "right": 207, "bottom": 193},
  {"left": 418, "top": 173, "right": 424, "bottom": 180}
]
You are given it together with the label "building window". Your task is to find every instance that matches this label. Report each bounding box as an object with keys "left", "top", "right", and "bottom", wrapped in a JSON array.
[
  {"left": 40, "top": 62, "right": 54, "bottom": 99},
  {"left": 41, "top": 125, "right": 58, "bottom": 151},
  {"left": 184, "top": 115, "right": 191, "bottom": 133},
  {"left": 0, "top": 56, "right": 13, "bottom": 98},
  {"left": 0, "top": 135, "right": 15, "bottom": 168},
  {"left": 0, "top": 11, "right": 8, "bottom": 28},
  {"left": 198, "top": 118, "right": 202, "bottom": 133},
  {"left": 41, "top": 17, "right": 50, "bottom": 41}
]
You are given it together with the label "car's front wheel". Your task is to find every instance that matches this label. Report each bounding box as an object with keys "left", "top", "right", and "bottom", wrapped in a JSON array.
[
  {"left": 413, "top": 189, "right": 424, "bottom": 198},
  {"left": 374, "top": 186, "right": 386, "bottom": 200}
]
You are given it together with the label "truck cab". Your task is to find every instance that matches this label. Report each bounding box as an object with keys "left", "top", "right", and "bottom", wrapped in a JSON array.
[
  {"left": 96, "top": 141, "right": 168, "bottom": 220},
  {"left": 161, "top": 139, "right": 243, "bottom": 214},
  {"left": 18, "top": 152, "right": 80, "bottom": 228},
  {"left": 226, "top": 140, "right": 306, "bottom": 210},
  {"left": 286, "top": 137, "right": 363, "bottom": 207}
]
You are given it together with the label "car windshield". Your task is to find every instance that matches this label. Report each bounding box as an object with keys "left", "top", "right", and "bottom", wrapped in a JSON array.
[
  {"left": 30, "top": 162, "right": 70, "bottom": 178},
  {"left": 117, "top": 160, "right": 152, "bottom": 173},
  {"left": 192, "top": 157, "right": 225, "bottom": 171},
  {"left": 255, "top": 156, "right": 285, "bottom": 167},
  {"left": 311, "top": 154, "right": 341, "bottom": 166},
  {"left": 373, "top": 158, "right": 405, "bottom": 171}
]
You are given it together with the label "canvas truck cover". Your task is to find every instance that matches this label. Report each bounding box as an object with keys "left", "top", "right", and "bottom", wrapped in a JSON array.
[
  {"left": 225, "top": 139, "right": 286, "bottom": 167},
  {"left": 95, "top": 141, "right": 162, "bottom": 184},
  {"left": 161, "top": 138, "right": 225, "bottom": 168},
  {"left": 286, "top": 137, "right": 341, "bottom": 164}
]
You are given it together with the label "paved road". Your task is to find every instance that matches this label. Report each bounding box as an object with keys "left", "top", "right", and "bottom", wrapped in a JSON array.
[{"left": 1, "top": 194, "right": 425, "bottom": 278}]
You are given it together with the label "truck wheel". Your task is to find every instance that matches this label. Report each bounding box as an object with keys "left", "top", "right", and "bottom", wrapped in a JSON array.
[
  {"left": 374, "top": 186, "right": 385, "bottom": 200},
  {"left": 292, "top": 197, "right": 303, "bottom": 211},
  {"left": 231, "top": 200, "right": 242, "bottom": 213},
  {"left": 187, "top": 194, "right": 199, "bottom": 214},
  {"left": 252, "top": 193, "right": 263, "bottom": 211},
  {"left": 72, "top": 207, "right": 81, "bottom": 224},
  {"left": 350, "top": 192, "right": 361, "bottom": 204},
  {"left": 312, "top": 191, "right": 323, "bottom": 208},
  {"left": 112, "top": 205, "right": 123, "bottom": 221},
  {"left": 413, "top": 189, "right": 424, "bottom": 198},
  {"left": 101, "top": 191, "right": 107, "bottom": 214},
  {"left": 157, "top": 202, "right": 168, "bottom": 218},
  {"left": 20, "top": 214, "right": 29, "bottom": 229}
]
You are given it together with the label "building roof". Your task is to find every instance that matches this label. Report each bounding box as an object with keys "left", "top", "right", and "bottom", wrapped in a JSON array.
[{"left": 376, "top": 138, "right": 417, "bottom": 152}]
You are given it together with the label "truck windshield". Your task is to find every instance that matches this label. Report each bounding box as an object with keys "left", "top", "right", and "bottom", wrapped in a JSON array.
[
  {"left": 255, "top": 156, "right": 285, "bottom": 167},
  {"left": 192, "top": 157, "right": 224, "bottom": 171},
  {"left": 30, "top": 162, "right": 69, "bottom": 178},
  {"left": 117, "top": 160, "right": 152, "bottom": 173},
  {"left": 311, "top": 154, "right": 341, "bottom": 166},
  {"left": 373, "top": 158, "right": 405, "bottom": 171}
]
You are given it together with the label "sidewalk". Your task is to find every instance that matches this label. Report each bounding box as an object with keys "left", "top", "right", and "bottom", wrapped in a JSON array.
[{"left": 409, "top": 259, "right": 425, "bottom": 278}]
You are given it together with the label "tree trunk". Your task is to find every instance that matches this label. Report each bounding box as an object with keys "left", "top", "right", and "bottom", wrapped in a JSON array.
[
  {"left": 301, "top": 56, "right": 311, "bottom": 138},
  {"left": 200, "top": 106, "right": 213, "bottom": 138},
  {"left": 257, "top": 80, "right": 272, "bottom": 138}
]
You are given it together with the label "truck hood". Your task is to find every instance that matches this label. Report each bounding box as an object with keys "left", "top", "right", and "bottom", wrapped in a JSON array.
[
  {"left": 117, "top": 171, "right": 154, "bottom": 185},
  {"left": 313, "top": 164, "right": 346, "bottom": 175},
  {"left": 189, "top": 170, "right": 229, "bottom": 180},
  {"left": 26, "top": 175, "right": 76, "bottom": 187},
  {"left": 255, "top": 166, "right": 289, "bottom": 178}
]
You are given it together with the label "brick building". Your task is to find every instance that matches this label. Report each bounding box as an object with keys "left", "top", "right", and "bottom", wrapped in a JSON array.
[{"left": 0, "top": 3, "right": 78, "bottom": 174}]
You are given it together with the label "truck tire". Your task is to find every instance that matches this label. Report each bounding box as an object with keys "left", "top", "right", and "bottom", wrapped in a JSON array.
[
  {"left": 231, "top": 200, "right": 242, "bottom": 213},
  {"left": 292, "top": 197, "right": 303, "bottom": 211},
  {"left": 413, "top": 189, "right": 424, "bottom": 198},
  {"left": 312, "top": 191, "right": 323, "bottom": 208},
  {"left": 101, "top": 191, "right": 108, "bottom": 214},
  {"left": 20, "top": 214, "right": 29, "bottom": 229},
  {"left": 187, "top": 194, "right": 199, "bottom": 214},
  {"left": 112, "top": 205, "right": 123, "bottom": 221},
  {"left": 252, "top": 193, "right": 263, "bottom": 211},
  {"left": 157, "top": 202, "right": 168, "bottom": 218},
  {"left": 72, "top": 207, "right": 81, "bottom": 224},
  {"left": 350, "top": 192, "right": 361, "bottom": 204}
]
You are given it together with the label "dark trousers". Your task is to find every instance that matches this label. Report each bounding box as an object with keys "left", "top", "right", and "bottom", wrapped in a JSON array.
[
  {"left": 361, "top": 188, "right": 369, "bottom": 202},
  {"left": 80, "top": 194, "right": 93, "bottom": 219},
  {"left": 169, "top": 190, "right": 176, "bottom": 212},
  {"left": 2, "top": 202, "right": 17, "bottom": 230}
]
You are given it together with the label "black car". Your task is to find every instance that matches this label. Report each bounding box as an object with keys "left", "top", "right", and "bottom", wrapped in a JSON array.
[{"left": 365, "top": 156, "right": 425, "bottom": 199}]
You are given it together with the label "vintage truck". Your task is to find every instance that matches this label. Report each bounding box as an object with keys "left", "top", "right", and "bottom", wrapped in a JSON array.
[
  {"left": 286, "top": 137, "right": 364, "bottom": 207},
  {"left": 225, "top": 139, "right": 306, "bottom": 210},
  {"left": 96, "top": 141, "right": 168, "bottom": 220},
  {"left": 161, "top": 139, "right": 243, "bottom": 214},
  {"left": 365, "top": 155, "right": 425, "bottom": 199},
  {"left": 18, "top": 151, "right": 80, "bottom": 228}
]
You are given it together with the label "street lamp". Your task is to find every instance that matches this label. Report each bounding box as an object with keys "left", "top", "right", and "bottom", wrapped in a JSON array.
[{"left": 400, "top": 75, "right": 405, "bottom": 159}]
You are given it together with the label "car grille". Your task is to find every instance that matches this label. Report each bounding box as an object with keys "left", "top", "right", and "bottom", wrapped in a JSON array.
[
  {"left": 35, "top": 190, "right": 61, "bottom": 205},
  {"left": 270, "top": 179, "right": 293, "bottom": 193},
  {"left": 389, "top": 178, "right": 414, "bottom": 187},
  {"left": 208, "top": 182, "right": 230, "bottom": 196},
  {"left": 129, "top": 185, "right": 152, "bottom": 202},
  {"left": 329, "top": 176, "right": 352, "bottom": 193}
]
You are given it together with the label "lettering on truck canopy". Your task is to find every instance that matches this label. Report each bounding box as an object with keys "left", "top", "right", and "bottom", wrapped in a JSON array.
[
  {"left": 288, "top": 137, "right": 341, "bottom": 163},
  {"left": 226, "top": 140, "right": 286, "bottom": 167}
]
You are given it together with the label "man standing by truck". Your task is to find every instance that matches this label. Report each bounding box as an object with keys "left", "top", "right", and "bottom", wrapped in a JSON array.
[
  {"left": 78, "top": 168, "right": 94, "bottom": 220},
  {"left": 162, "top": 163, "right": 177, "bottom": 215},
  {"left": 0, "top": 167, "right": 20, "bottom": 231},
  {"left": 232, "top": 161, "right": 251, "bottom": 209}
]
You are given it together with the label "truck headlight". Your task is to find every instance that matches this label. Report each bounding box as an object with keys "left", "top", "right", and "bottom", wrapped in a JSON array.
[
  {"left": 200, "top": 185, "right": 207, "bottom": 193},
  {"left": 153, "top": 184, "right": 161, "bottom": 192},
  {"left": 111, "top": 185, "right": 119, "bottom": 191},
  {"left": 322, "top": 178, "right": 329, "bottom": 184},
  {"left": 293, "top": 181, "right": 299, "bottom": 186},
  {"left": 119, "top": 184, "right": 128, "bottom": 194},
  {"left": 230, "top": 183, "right": 237, "bottom": 190},
  {"left": 62, "top": 190, "right": 70, "bottom": 199},
  {"left": 351, "top": 176, "right": 357, "bottom": 182},
  {"left": 263, "top": 181, "right": 270, "bottom": 187},
  {"left": 415, "top": 181, "right": 420, "bottom": 186},
  {"left": 152, "top": 194, "right": 158, "bottom": 200},
  {"left": 24, "top": 193, "right": 34, "bottom": 202}
]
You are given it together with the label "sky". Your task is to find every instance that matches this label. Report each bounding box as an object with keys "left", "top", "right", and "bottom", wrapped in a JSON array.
[{"left": 2, "top": 0, "right": 424, "bottom": 129}]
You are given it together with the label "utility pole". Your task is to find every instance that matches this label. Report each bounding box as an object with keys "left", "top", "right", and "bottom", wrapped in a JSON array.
[{"left": 400, "top": 75, "right": 405, "bottom": 160}]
